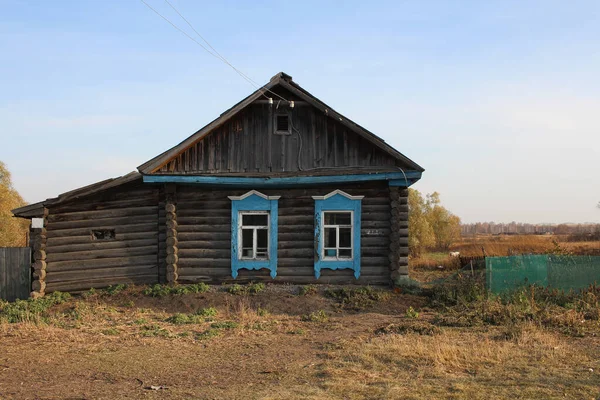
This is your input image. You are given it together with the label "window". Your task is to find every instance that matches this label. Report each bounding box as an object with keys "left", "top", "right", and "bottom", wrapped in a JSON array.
[
  {"left": 239, "top": 212, "right": 269, "bottom": 260},
  {"left": 312, "top": 190, "right": 364, "bottom": 279},
  {"left": 228, "top": 190, "right": 280, "bottom": 279},
  {"left": 275, "top": 113, "right": 291, "bottom": 135},
  {"left": 91, "top": 229, "right": 115, "bottom": 240},
  {"left": 323, "top": 211, "right": 353, "bottom": 259}
]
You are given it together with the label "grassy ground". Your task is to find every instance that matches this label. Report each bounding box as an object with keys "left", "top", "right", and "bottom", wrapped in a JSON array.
[{"left": 1, "top": 282, "right": 599, "bottom": 399}]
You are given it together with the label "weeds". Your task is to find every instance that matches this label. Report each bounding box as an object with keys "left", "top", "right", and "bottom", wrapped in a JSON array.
[
  {"left": 195, "top": 329, "right": 219, "bottom": 340},
  {"left": 103, "top": 284, "right": 127, "bottom": 296},
  {"left": 405, "top": 306, "right": 419, "bottom": 319},
  {"left": 375, "top": 321, "right": 441, "bottom": 336},
  {"left": 226, "top": 282, "right": 265, "bottom": 296},
  {"left": 301, "top": 310, "right": 328, "bottom": 323},
  {"left": 142, "top": 283, "right": 210, "bottom": 297},
  {"left": 139, "top": 324, "right": 171, "bottom": 338},
  {"left": 325, "top": 286, "right": 390, "bottom": 310},
  {"left": 210, "top": 321, "right": 239, "bottom": 330},
  {"left": 0, "top": 292, "right": 71, "bottom": 323},
  {"left": 165, "top": 308, "right": 218, "bottom": 325},
  {"left": 298, "top": 284, "right": 318, "bottom": 296},
  {"left": 430, "top": 274, "right": 600, "bottom": 336}
]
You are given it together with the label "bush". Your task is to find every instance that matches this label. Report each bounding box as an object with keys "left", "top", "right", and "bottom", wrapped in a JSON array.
[
  {"left": 430, "top": 276, "right": 600, "bottom": 336},
  {"left": 226, "top": 282, "right": 265, "bottom": 296},
  {"left": 298, "top": 284, "right": 318, "bottom": 296},
  {"left": 142, "top": 283, "right": 210, "bottom": 297},
  {"left": 301, "top": 310, "right": 328, "bottom": 323},
  {"left": 0, "top": 292, "right": 71, "bottom": 323},
  {"left": 325, "top": 286, "right": 390, "bottom": 310}
]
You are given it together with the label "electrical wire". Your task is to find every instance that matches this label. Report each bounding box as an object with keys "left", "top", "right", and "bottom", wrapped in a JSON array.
[{"left": 140, "top": 0, "right": 289, "bottom": 103}]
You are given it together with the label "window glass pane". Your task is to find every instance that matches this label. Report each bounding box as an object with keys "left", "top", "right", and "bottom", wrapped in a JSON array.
[
  {"left": 256, "top": 228, "right": 268, "bottom": 249},
  {"left": 242, "top": 248, "right": 253, "bottom": 257},
  {"left": 324, "top": 212, "right": 351, "bottom": 226},
  {"left": 325, "top": 249, "right": 337, "bottom": 257},
  {"left": 242, "top": 228, "right": 253, "bottom": 249},
  {"left": 242, "top": 214, "right": 268, "bottom": 226},
  {"left": 324, "top": 227, "right": 336, "bottom": 247},
  {"left": 338, "top": 249, "right": 352, "bottom": 258},
  {"left": 339, "top": 228, "right": 352, "bottom": 248}
]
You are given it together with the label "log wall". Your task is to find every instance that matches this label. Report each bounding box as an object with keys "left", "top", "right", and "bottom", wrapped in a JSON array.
[
  {"left": 175, "top": 182, "right": 393, "bottom": 285},
  {"left": 43, "top": 184, "right": 160, "bottom": 293}
]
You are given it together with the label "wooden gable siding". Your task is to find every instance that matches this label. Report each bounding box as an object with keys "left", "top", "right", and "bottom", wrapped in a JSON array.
[
  {"left": 174, "top": 182, "right": 398, "bottom": 285},
  {"left": 43, "top": 183, "right": 160, "bottom": 293},
  {"left": 156, "top": 104, "right": 398, "bottom": 174}
]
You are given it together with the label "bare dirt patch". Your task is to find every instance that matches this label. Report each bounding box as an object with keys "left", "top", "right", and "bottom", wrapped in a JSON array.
[{"left": 0, "top": 284, "right": 599, "bottom": 399}]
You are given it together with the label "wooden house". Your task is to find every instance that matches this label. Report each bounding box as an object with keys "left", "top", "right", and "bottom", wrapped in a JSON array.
[{"left": 12, "top": 72, "right": 424, "bottom": 296}]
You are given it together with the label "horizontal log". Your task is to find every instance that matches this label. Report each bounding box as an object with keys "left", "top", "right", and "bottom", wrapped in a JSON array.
[
  {"left": 47, "top": 231, "right": 158, "bottom": 246},
  {"left": 178, "top": 249, "right": 230, "bottom": 258},
  {"left": 46, "top": 265, "right": 158, "bottom": 283},
  {"left": 166, "top": 254, "right": 178, "bottom": 264},
  {"left": 47, "top": 223, "right": 158, "bottom": 239},
  {"left": 279, "top": 225, "right": 313, "bottom": 233},
  {"left": 177, "top": 224, "right": 229, "bottom": 233},
  {"left": 47, "top": 238, "right": 157, "bottom": 255},
  {"left": 178, "top": 240, "right": 231, "bottom": 250},
  {"left": 362, "top": 221, "right": 391, "bottom": 229},
  {"left": 46, "top": 254, "right": 158, "bottom": 272},
  {"left": 277, "top": 216, "right": 314, "bottom": 225},
  {"left": 46, "top": 245, "right": 157, "bottom": 262},
  {"left": 177, "top": 217, "right": 231, "bottom": 225},
  {"left": 165, "top": 203, "right": 176, "bottom": 213},
  {"left": 178, "top": 258, "right": 231, "bottom": 268},
  {"left": 32, "top": 280, "right": 46, "bottom": 292},
  {"left": 278, "top": 240, "right": 314, "bottom": 249},
  {"left": 278, "top": 232, "right": 313, "bottom": 241},
  {"left": 47, "top": 206, "right": 158, "bottom": 223},
  {"left": 45, "top": 274, "right": 158, "bottom": 293},
  {"left": 177, "top": 209, "right": 232, "bottom": 218},
  {"left": 51, "top": 197, "right": 158, "bottom": 214},
  {"left": 178, "top": 232, "right": 231, "bottom": 241}
]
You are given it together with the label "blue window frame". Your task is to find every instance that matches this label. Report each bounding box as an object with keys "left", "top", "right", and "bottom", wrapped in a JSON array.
[
  {"left": 228, "top": 190, "right": 280, "bottom": 279},
  {"left": 312, "top": 190, "right": 364, "bottom": 279}
]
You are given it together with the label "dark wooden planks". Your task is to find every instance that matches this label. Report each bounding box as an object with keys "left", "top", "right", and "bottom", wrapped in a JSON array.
[
  {"left": 156, "top": 103, "right": 398, "bottom": 174},
  {"left": 0, "top": 247, "right": 31, "bottom": 301}
]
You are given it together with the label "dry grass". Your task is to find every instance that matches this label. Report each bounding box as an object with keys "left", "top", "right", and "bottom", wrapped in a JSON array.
[
  {"left": 452, "top": 234, "right": 600, "bottom": 257},
  {"left": 311, "top": 324, "right": 600, "bottom": 400},
  {"left": 0, "top": 284, "right": 599, "bottom": 399}
]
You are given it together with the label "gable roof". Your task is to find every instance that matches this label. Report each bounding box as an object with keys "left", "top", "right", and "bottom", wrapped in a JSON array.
[{"left": 137, "top": 72, "right": 424, "bottom": 174}]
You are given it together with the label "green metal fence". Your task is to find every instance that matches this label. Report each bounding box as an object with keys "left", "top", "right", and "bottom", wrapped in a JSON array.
[{"left": 486, "top": 255, "right": 600, "bottom": 293}]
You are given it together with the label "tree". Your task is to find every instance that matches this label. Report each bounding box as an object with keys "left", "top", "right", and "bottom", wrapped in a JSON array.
[
  {"left": 0, "top": 161, "right": 29, "bottom": 246},
  {"left": 408, "top": 189, "right": 435, "bottom": 257},
  {"left": 424, "top": 192, "right": 461, "bottom": 250}
]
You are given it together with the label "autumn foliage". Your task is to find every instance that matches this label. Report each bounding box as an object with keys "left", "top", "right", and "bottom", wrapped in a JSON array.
[
  {"left": 0, "top": 161, "right": 29, "bottom": 246},
  {"left": 408, "top": 189, "right": 461, "bottom": 257}
]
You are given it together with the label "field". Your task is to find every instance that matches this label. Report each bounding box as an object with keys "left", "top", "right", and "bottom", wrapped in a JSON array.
[
  {"left": 410, "top": 234, "right": 600, "bottom": 283},
  {"left": 1, "top": 279, "right": 600, "bottom": 400}
]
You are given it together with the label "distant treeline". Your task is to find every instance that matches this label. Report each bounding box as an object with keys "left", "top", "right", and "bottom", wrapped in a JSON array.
[{"left": 461, "top": 222, "right": 600, "bottom": 237}]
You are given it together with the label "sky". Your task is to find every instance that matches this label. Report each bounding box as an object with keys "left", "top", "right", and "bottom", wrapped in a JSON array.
[{"left": 1, "top": 0, "right": 599, "bottom": 224}]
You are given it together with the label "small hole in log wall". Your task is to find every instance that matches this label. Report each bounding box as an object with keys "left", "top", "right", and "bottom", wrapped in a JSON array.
[{"left": 91, "top": 229, "right": 116, "bottom": 240}]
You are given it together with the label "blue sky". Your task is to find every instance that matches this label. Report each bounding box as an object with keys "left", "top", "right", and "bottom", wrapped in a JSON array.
[{"left": 1, "top": 0, "right": 599, "bottom": 223}]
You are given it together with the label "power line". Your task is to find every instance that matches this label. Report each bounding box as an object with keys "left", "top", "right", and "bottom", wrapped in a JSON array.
[
  {"left": 162, "top": 0, "right": 289, "bottom": 103},
  {"left": 140, "top": 0, "right": 289, "bottom": 103}
]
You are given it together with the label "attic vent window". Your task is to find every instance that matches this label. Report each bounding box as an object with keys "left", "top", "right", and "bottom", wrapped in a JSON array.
[
  {"left": 91, "top": 229, "right": 115, "bottom": 240},
  {"left": 275, "top": 114, "right": 291, "bottom": 135}
]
